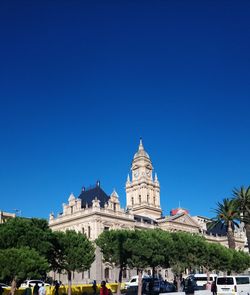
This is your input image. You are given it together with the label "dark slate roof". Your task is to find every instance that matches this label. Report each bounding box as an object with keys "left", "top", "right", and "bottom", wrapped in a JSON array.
[
  {"left": 206, "top": 222, "right": 227, "bottom": 236},
  {"left": 78, "top": 184, "right": 110, "bottom": 208}
]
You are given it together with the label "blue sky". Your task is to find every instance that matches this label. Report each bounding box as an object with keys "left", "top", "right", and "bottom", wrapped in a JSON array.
[{"left": 0, "top": 0, "right": 249, "bottom": 219}]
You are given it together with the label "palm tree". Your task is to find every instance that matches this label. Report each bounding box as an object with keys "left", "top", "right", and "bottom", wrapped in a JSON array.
[
  {"left": 209, "top": 198, "right": 239, "bottom": 249},
  {"left": 232, "top": 186, "right": 250, "bottom": 252}
]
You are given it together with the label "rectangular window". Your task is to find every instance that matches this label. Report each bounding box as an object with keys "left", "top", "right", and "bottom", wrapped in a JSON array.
[
  {"left": 217, "top": 277, "right": 234, "bottom": 285},
  {"left": 88, "top": 226, "right": 91, "bottom": 238},
  {"left": 236, "top": 277, "right": 250, "bottom": 284},
  {"left": 122, "top": 269, "right": 127, "bottom": 279}
]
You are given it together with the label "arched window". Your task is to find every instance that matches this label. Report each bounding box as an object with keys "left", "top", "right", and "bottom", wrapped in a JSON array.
[
  {"left": 139, "top": 195, "right": 141, "bottom": 204},
  {"left": 131, "top": 197, "right": 134, "bottom": 205},
  {"left": 147, "top": 194, "right": 149, "bottom": 203},
  {"left": 153, "top": 196, "right": 156, "bottom": 205}
]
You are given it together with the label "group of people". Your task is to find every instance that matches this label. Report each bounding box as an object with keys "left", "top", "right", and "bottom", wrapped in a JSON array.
[
  {"left": 92, "top": 280, "right": 112, "bottom": 295},
  {"left": 24, "top": 283, "right": 46, "bottom": 295}
]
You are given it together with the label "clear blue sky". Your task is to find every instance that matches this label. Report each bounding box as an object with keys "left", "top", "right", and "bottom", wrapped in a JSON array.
[{"left": 0, "top": 0, "right": 249, "bottom": 219}]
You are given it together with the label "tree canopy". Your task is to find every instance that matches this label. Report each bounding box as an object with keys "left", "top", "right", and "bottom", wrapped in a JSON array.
[
  {"left": 0, "top": 217, "right": 57, "bottom": 268},
  {"left": 54, "top": 230, "right": 95, "bottom": 295},
  {"left": 0, "top": 247, "right": 49, "bottom": 291},
  {"left": 209, "top": 198, "right": 239, "bottom": 249}
]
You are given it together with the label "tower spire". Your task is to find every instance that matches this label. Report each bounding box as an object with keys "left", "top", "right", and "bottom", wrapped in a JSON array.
[{"left": 139, "top": 137, "right": 144, "bottom": 150}]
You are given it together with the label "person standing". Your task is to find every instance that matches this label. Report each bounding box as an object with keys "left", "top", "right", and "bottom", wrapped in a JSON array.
[
  {"left": 0, "top": 285, "right": 4, "bottom": 295},
  {"left": 38, "top": 284, "right": 46, "bottom": 295},
  {"left": 33, "top": 283, "right": 40, "bottom": 295},
  {"left": 100, "top": 281, "right": 112, "bottom": 295},
  {"left": 54, "top": 281, "right": 60, "bottom": 295},
  {"left": 92, "top": 280, "right": 97, "bottom": 295}
]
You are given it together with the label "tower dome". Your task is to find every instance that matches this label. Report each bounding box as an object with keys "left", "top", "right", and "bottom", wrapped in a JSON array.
[{"left": 133, "top": 138, "right": 150, "bottom": 160}]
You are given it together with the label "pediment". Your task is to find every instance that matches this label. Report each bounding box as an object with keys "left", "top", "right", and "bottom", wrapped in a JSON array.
[{"left": 166, "top": 213, "right": 201, "bottom": 228}]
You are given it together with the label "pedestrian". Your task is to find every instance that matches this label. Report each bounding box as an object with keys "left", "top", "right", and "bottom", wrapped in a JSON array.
[
  {"left": 173, "top": 278, "right": 177, "bottom": 290},
  {"left": 24, "top": 284, "right": 32, "bottom": 295},
  {"left": 38, "top": 284, "right": 46, "bottom": 295},
  {"left": 33, "top": 283, "right": 40, "bottom": 295},
  {"left": 180, "top": 278, "right": 185, "bottom": 291},
  {"left": 54, "top": 281, "right": 60, "bottom": 295},
  {"left": 211, "top": 280, "right": 217, "bottom": 295},
  {"left": 205, "top": 281, "right": 211, "bottom": 290},
  {"left": 0, "top": 285, "right": 4, "bottom": 295},
  {"left": 92, "top": 280, "right": 97, "bottom": 295},
  {"left": 100, "top": 281, "right": 112, "bottom": 295}
]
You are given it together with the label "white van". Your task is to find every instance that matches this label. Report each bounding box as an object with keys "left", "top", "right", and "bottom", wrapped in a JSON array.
[
  {"left": 216, "top": 276, "right": 250, "bottom": 295},
  {"left": 186, "top": 273, "right": 217, "bottom": 287},
  {"left": 124, "top": 275, "right": 151, "bottom": 289}
]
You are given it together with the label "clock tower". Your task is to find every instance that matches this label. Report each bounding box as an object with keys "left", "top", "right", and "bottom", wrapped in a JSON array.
[{"left": 126, "top": 139, "right": 162, "bottom": 219}]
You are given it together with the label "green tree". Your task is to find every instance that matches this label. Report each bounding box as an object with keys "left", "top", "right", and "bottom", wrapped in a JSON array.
[
  {"left": 126, "top": 229, "right": 173, "bottom": 295},
  {"left": 96, "top": 229, "right": 133, "bottom": 295},
  {"left": 0, "top": 247, "right": 49, "bottom": 295},
  {"left": 169, "top": 232, "right": 207, "bottom": 290},
  {"left": 141, "top": 229, "right": 173, "bottom": 277},
  {"left": 202, "top": 242, "right": 232, "bottom": 273},
  {"left": 209, "top": 198, "right": 239, "bottom": 249},
  {"left": 126, "top": 230, "right": 153, "bottom": 295},
  {"left": 54, "top": 230, "right": 95, "bottom": 295},
  {"left": 0, "top": 217, "right": 57, "bottom": 269},
  {"left": 233, "top": 186, "right": 250, "bottom": 252},
  {"left": 228, "top": 248, "right": 250, "bottom": 274}
]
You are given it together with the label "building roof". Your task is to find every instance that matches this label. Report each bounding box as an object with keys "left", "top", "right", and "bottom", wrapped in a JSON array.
[
  {"left": 206, "top": 222, "right": 227, "bottom": 236},
  {"left": 78, "top": 183, "right": 110, "bottom": 208},
  {"left": 170, "top": 207, "right": 189, "bottom": 216}
]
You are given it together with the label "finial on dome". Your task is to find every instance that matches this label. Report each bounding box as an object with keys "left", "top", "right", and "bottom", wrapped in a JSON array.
[
  {"left": 127, "top": 174, "right": 130, "bottom": 182},
  {"left": 68, "top": 193, "right": 75, "bottom": 202},
  {"left": 111, "top": 188, "right": 119, "bottom": 198},
  {"left": 139, "top": 137, "right": 144, "bottom": 150},
  {"left": 154, "top": 173, "right": 158, "bottom": 181}
]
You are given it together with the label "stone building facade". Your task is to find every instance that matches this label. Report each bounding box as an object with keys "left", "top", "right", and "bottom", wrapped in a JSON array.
[
  {"left": 49, "top": 140, "right": 246, "bottom": 283},
  {"left": 0, "top": 211, "right": 16, "bottom": 224}
]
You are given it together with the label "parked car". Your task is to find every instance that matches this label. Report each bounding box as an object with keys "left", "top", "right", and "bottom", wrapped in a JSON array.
[
  {"left": 0, "top": 283, "right": 10, "bottom": 289},
  {"left": 216, "top": 275, "right": 250, "bottom": 295},
  {"left": 20, "top": 280, "right": 50, "bottom": 288},
  {"left": 151, "top": 280, "right": 176, "bottom": 293},
  {"left": 126, "top": 278, "right": 176, "bottom": 295},
  {"left": 125, "top": 275, "right": 151, "bottom": 289},
  {"left": 185, "top": 273, "right": 217, "bottom": 288}
]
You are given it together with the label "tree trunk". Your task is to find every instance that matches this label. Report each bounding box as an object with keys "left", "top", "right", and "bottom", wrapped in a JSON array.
[
  {"left": 67, "top": 271, "right": 72, "bottom": 295},
  {"left": 176, "top": 274, "right": 181, "bottom": 292},
  {"left": 116, "top": 267, "right": 122, "bottom": 295},
  {"left": 227, "top": 222, "right": 236, "bottom": 249},
  {"left": 10, "top": 278, "right": 17, "bottom": 295},
  {"left": 244, "top": 222, "right": 250, "bottom": 253},
  {"left": 137, "top": 269, "right": 142, "bottom": 295}
]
